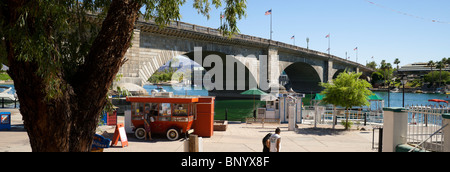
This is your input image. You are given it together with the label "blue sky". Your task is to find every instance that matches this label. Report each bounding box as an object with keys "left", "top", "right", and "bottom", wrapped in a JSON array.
[{"left": 178, "top": 0, "right": 450, "bottom": 67}]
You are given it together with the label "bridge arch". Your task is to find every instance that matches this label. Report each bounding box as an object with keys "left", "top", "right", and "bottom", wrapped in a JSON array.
[
  {"left": 142, "top": 50, "right": 259, "bottom": 94},
  {"left": 182, "top": 51, "right": 259, "bottom": 92},
  {"left": 281, "top": 62, "right": 323, "bottom": 93},
  {"left": 332, "top": 69, "right": 346, "bottom": 80}
]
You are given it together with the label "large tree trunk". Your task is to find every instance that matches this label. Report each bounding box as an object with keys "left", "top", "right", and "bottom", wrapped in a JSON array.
[
  {"left": 7, "top": 59, "right": 74, "bottom": 152},
  {"left": 5, "top": 0, "right": 141, "bottom": 152},
  {"left": 68, "top": 0, "right": 141, "bottom": 152}
]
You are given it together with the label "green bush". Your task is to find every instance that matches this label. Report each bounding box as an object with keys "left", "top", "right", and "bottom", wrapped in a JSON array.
[{"left": 341, "top": 120, "right": 353, "bottom": 129}]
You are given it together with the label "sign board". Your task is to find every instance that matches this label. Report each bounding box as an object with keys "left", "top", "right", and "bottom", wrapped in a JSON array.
[
  {"left": 92, "top": 134, "right": 111, "bottom": 149},
  {"left": 0, "top": 112, "right": 11, "bottom": 131},
  {"left": 111, "top": 123, "right": 128, "bottom": 148}
]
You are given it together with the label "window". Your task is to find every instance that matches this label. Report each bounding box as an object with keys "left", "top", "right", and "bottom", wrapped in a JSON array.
[
  {"left": 131, "top": 103, "right": 145, "bottom": 120},
  {"left": 173, "top": 104, "right": 189, "bottom": 116},
  {"left": 159, "top": 103, "right": 172, "bottom": 121},
  {"left": 144, "top": 103, "right": 159, "bottom": 121}
]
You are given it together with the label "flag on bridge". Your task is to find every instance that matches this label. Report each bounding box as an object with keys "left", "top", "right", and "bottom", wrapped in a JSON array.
[
  {"left": 325, "top": 34, "right": 330, "bottom": 38},
  {"left": 291, "top": 35, "right": 295, "bottom": 39},
  {"left": 265, "top": 9, "right": 272, "bottom": 15},
  {"left": 354, "top": 47, "right": 358, "bottom": 51}
]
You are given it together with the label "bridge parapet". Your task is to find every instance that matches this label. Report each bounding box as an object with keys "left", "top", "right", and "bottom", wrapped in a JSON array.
[{"left": 136, "top": 18, "right": 374, "bottom": 73}]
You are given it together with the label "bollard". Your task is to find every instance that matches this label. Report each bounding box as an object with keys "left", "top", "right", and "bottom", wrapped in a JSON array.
[
  {"left": 364, "top": 113, "right": 367, "bottom": 126},
  {"left": 378, "top": 128, "right": 383, "bottom": 153},
  {"left": 189, "top": 134, "right": 199, "bottom": 152}
]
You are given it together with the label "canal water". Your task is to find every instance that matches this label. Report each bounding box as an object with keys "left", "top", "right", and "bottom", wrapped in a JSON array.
[
  {"left": 2, "top": 84, "right": 449, "bottom": 122},
  {"left": 375, "top": 91, "right": 449, "bottom": 107}
]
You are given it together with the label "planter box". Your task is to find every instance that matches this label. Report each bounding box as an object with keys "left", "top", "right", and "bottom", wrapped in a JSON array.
[{"left": 214, "top": 120, "right": 228, "bottom": 131}]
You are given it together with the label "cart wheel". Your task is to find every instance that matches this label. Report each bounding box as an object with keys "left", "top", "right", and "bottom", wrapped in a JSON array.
[
  {"left": 135, "top": 128, "right": 146, "bottom": 140},
  {"left": 166, "top": 128, "right": 180, "bottom": 141}
]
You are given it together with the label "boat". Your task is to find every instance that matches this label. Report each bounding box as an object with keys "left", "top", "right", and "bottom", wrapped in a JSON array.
[
  {"left": 434, "top": 88, "right": 447, "bottom": 94},
  {"left": 0, "top": 86, "right": 17, "bottom": 103},
  {"left": 390, "top": 87, "right": 400, "bottom": 93},
  {"left": 151, "top": 84, "right": 167, "bottom": 95},
  {"left": 415, "top": 90, "right": 423, "bottom": 94}
]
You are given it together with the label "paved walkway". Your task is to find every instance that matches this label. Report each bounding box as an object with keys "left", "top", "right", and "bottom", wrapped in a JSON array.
[
  {"left": 101, "top": 123, "right": 375, "bottom": 152},
  {"left": 0, "top": 109, "right": 376, "bottom": 152}
]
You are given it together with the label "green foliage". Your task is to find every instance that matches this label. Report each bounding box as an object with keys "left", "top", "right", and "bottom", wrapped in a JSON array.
[
  {"left": 377, "top": 68, "right": 394, "bottom": 86},
  {"left": 371, "top": 71, "right": 384, "bottom": 85},
  {"left": 139, "top": 0, "right": 247, "bottom": 36},
  {"left": 148, "top": 69, "right": 174, "bottom": 84},
  {"left": 0, "top": 72, "right": 11, "bottom": 81},
  {"left": 341, "top": 120, "right": 353, "bottom": 129},
  {"left": 320, "top": 71, "right": 374, "bottom": 109},
  {"left": 425, "top": 71, "right": 450, "bottom": 85},
  {"left": 320, "top": 71, "right": 373, "bottom": 129},
  {"left": 366, "top": 61, "right": 377, "bottom": 70}
]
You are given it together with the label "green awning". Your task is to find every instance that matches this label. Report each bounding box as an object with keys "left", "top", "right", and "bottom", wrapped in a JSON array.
[
  {"left": 240, "top": 88, "right": 268, "bottom": 96},
  {"left": 314, "top": 93, "right": 325, "bottom": 101},
  {"left": 367, "top": 94, "right": 384, "bottom": 101}
]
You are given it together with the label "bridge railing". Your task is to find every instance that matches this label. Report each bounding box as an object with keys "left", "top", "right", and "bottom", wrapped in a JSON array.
[{"left": 137, "top": 18, "right": 373, "bottom": 72}]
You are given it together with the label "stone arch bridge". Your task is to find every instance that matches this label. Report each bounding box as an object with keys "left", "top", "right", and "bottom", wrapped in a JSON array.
[{"left": 117, "top": 19, "right": 374, "bottom": 93}]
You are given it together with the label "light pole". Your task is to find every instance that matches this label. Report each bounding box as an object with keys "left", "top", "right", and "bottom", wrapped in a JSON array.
[
  {"left": 306, "top": 37, "right": 310, "bottom": 50},
  {"left": 401, "top": 75, "right": 408, "bottom": 107}
]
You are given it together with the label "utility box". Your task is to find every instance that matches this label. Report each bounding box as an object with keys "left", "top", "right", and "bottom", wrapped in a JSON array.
[
  {"left": 0, "top": 112, "right": 11, "bottom": 131},
  {"left": 193, "top": 97, "right": 215, "bottom": 137}
]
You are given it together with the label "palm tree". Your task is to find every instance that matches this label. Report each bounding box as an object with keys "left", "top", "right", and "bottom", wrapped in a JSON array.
[
  {"left": 394, "top": 58, "right": 401, "bottom": 71},
  {"left": 436, "top": 61, "right": 445, "bottom": 88},
  {"left": 428, "top": 60, "right": 436, "bottom": 72},
  {"left": 428, "top": 60, "right": 436, "bottom": 86}
]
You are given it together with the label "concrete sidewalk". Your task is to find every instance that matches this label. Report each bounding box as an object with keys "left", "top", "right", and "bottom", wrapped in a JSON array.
[
  {"left": 0, "top": 109, "right": 376, "bottom": 152},
  {"left": 101, "top": 123, "right": 375, "bottom": 152}
]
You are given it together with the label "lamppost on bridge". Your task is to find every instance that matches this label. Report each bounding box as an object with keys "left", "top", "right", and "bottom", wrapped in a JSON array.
[{"left": 306, "top": 37, "right": 310, "bottom": 50}]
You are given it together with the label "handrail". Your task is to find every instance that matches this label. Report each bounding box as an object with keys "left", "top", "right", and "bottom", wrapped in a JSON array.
[{"left": 409, "top": 123, "right": 449, "bottom": 152}]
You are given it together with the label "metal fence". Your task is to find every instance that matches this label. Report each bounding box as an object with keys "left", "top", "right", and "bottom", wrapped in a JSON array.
[
  {"left": 405, "top": 105, "right": 447, "bottom": 152},
  {"left": 303, "top": 107, "right": 384, "bottom": 127}
]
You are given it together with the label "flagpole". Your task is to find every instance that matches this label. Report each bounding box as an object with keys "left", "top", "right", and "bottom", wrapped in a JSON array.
[
  {"left": 293, "top": 36, "right": 296, "bottom": 46},
  {"left": 270, "top": 9, "right": 273, "bottom": 40},
  {"left": 356, "top": 49, "right": 358, "bottom": 63},
  {"left": 328, "top": 33, "right": 331, "bottom": 56},
  {"left": 220, "top": 12, "right": 223, "bottom": 27}
]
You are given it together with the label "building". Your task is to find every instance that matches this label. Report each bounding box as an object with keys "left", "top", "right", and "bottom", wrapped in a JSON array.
[{"left": 398, "top": 62, "right": 450, "bottom": 76}]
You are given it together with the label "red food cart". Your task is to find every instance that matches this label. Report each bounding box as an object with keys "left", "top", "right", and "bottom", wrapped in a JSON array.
[{"left": 126, "top": 96, "right": 215, "bottom": 141}]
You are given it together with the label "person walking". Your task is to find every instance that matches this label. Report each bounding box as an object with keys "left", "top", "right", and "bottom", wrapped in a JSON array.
[
  {"left": 144, "top": 107, "right": 153, "bottom": 141},
  {"left": 262, "top": 133, "right": 272, "bottom": 152},
  {"left": 269, "top": 128, "right": 281, "bottom": 152}
]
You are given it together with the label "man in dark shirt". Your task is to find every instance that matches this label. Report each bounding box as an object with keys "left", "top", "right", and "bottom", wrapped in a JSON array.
[{"left": 262, "top": 133, "right": 272, "bottom": 152}]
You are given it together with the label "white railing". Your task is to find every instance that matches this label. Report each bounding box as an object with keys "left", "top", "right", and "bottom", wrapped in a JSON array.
[
  {"left": 405, "top": 105, "right": 448, "bottom": 152},
  {"left": 303, "top": 107, "right": 384, "bottom": 127}
]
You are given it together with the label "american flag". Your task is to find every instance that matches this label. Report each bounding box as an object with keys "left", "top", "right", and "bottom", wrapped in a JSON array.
[
  {"left": 325, "top": 34, "right": 330, "bottom": 38},
  {"left": 291, "top": 35, "right": 295, "bottom": 39},
  {"left": 354, "top": 47, "right": 358, "bottom": 51},
  {"left": 265, "top": 9, "right": 272, "bottom": 15}
]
